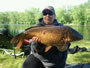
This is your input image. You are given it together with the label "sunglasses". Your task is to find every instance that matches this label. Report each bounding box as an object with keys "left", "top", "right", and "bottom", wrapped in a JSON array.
[{"left": 43, "top": 10, "right": 53, "bottom": 16}]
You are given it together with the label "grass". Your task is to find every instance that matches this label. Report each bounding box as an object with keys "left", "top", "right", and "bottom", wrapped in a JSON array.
[
  {"left": 0, "top": 40, "right": 90, "bottom": 68},
  {"left": 66, "top": 40, "right": 90, "bottom": 64},
  {"left": 0, "top": 51, "right": 25, "bottom": 68}
]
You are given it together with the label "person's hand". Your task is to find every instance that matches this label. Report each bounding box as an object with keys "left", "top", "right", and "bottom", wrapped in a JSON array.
[{"left": 32, "top": 36, "right": 41, "bottom": 42}]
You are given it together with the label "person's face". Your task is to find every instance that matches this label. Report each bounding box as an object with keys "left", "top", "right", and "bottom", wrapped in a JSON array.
[{"left": 42, "top": 10, "right": 56, "bottom": 25}]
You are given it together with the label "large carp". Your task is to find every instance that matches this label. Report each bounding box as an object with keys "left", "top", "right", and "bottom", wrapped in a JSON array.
[{"left": 11, "top": 26, "right": 83, "bottom": 52}]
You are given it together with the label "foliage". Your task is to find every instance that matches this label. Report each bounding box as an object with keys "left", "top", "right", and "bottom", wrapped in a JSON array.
[
  {"left": 0, "top": 8, "right": 42, "bottom": 25},
  {"left": 56, "top": 8, "right": 72, "bottom": 24},
  {"left": 0, "top": 2, "right": 90, "bottom": 25}
]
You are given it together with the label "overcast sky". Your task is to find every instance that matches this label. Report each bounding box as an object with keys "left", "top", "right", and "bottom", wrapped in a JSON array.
[{"left": 0, "top": 0, "right": 88, "bottom": 12}]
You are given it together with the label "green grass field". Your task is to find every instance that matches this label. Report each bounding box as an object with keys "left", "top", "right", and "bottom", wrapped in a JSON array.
[
  {"left": 66, "top": 40, "right": 90, "bottom": 64},
  {"left": 0, "top": 52, "right": 25, "bottom": 68},
  {"left": 0, "top": 40, "right": 90, "bottom": 68}
]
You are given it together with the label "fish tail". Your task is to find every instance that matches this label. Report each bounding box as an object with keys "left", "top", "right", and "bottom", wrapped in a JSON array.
[
  {"left": 11, "top": 33, "right": 27, "bottom": 50},
  {"left": 10, "top": 33, "right": 25, "bottom": 44}
]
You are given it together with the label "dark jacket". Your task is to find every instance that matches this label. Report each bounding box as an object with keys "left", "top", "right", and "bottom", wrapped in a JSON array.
[{"left": 30, "top": 18, "right": 70, "bottom": 68}]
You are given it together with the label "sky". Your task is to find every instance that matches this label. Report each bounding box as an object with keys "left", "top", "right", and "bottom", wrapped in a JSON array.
[{"left": 0, "top": 0, "right": 88, "bottom": 12}]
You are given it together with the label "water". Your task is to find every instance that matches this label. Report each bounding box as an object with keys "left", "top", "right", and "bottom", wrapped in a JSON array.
[{"left": 0, "top": 24, "right": 90, "bottom": 41}]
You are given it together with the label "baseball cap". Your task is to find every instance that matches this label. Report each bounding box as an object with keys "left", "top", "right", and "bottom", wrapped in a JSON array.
[{"left": 42, "top": 6, "right": 55, "bottom": 14}]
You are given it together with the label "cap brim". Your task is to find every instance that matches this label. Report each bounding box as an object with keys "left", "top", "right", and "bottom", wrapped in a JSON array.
[{"left": 42, "top": 9, "right": 53, "bottom": 13}]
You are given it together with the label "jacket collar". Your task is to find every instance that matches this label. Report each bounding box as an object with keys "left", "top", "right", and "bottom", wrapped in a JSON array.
[{"left": 38, "top": 18, "right": 60, "bottom": 26}]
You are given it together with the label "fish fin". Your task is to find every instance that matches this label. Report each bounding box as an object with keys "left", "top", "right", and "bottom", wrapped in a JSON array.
[
  {"left": 25, "top": 25, "right": 43, "bottom": 31},
  {"left": 45, "top": 45, "right": 52, "bottom": 52},
  {"left": 25, "top": 25, "right": 54, "bottom": 31},
  {"left": 10, "top": 32, "right": 26, "bottom": 44},
  {"left": 16, "top": 40, "right": 23, "bottom": 50}
]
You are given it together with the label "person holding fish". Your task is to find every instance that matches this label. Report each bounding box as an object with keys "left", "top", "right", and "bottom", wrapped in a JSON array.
[
  {"left": 20, "top": 6, "right": 71, "bottom": 68},
  {"left": 10, "top": 6, "right": 83, "bottom": 68}
]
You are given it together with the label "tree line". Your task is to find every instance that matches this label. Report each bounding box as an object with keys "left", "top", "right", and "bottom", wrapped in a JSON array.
[{"left": 0, "top": 2, "right": 90, "bottom": 25}]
